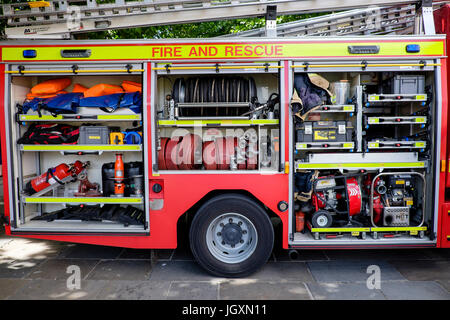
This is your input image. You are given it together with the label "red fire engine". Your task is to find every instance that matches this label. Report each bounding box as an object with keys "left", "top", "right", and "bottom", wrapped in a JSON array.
[{"left": 0, "top": 1, "right": 449, "bottom": 277}]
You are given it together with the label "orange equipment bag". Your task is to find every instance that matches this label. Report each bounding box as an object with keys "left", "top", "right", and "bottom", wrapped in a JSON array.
[
  {"left": 122, "top": 81, "right": 142, "bottom": 93},
  {"left": 72, "top": 83, "right": 88, "bottom": 93},
  {"left": 26, "top": 90, "right": 68, "bottom": 100},
  {"left": 83, "top": 83, "right": 124, "bottom": 98},
  {"left": 30, "top": 78, "right": 72, "bottom": 95}
]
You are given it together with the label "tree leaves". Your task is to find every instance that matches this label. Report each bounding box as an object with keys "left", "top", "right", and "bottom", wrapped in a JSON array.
[{"left": 0, "top": 0, "right": 327, "bottom": 40}]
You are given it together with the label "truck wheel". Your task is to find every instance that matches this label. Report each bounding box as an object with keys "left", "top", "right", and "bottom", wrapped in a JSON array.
[
  {"left": 311, "top": 210, "right": 333, "bottom": 228},
  {"left": 189, "top": 194, "right": 274, "bottom": 278}
]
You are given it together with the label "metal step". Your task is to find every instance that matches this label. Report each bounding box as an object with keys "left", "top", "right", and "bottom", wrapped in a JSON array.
[{"left": 1, "top": 0, "right": 420, "bottom": 39}]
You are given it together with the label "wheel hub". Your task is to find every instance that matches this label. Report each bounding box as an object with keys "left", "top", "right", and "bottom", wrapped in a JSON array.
[
  {"left": 206, "top": 213, "right": 258, "bottom": 264},
  {"left": 221, "top": 223, "right": 242, "bottom": 246}
]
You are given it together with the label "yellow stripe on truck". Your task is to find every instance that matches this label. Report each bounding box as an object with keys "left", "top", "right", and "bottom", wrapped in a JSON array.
[{"left": 1, "top": 40, "right": 445, "bottom": 61}]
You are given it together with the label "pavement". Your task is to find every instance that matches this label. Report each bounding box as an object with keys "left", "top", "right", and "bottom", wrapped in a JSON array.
[{"left": 0, "top": 224, "right": 449, "bottom": 300}]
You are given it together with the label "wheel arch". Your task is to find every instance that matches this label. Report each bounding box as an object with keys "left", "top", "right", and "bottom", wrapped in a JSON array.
[{"left": 177, "top": 189, "right": 282, "bottom": 229}]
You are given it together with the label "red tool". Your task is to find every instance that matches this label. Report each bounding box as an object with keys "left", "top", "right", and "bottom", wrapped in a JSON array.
[
  {"left": 114, "top": 153, "right": 125, "bottom": 197},
  {"left": 24, "top": 161, "right": 87, "bottom": 195}
]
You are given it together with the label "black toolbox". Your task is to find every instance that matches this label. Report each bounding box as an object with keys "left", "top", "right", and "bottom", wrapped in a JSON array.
[{"left": 296, "top": 121, "right": 353, "bottom": 143}]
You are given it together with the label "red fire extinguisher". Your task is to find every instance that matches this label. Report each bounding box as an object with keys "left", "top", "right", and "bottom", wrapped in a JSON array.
[
  {"left": 24, "top": 161, "right": 87, "bottom": 195},
  {"left": 114, "top": 153, "right": 125, "bottom": 197}
]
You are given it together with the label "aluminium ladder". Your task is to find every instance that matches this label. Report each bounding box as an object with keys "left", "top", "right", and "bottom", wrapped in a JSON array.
[{"left": 1, "top": 0, "right": 426, "bottom": 39}]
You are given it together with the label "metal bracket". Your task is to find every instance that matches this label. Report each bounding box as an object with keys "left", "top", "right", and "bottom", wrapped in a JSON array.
[
  {"left": 71, "top": 65, "right": 79, "bottom": 74},
  {"left": 17, "top": 65, "right": 25, "bottom": 75},
  {"left": 165, "top": 64, "right": 171, "bottom": 74},
  {"left": 420, "top": 0, "right": 435, "bottom": 35},
  {"left": 265, "top": 5, "right": 277, "bottom": 38},
  {"left": 303, "top": 62, "right": 309, "bottom": 71}
]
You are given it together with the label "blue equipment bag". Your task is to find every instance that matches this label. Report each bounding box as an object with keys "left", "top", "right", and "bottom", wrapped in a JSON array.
[
  {"left": 79, "top": 92, "right": 142, "bottom": 114},
  {"left": 21, "top": 92, "right": 82, "bottom": 116}
]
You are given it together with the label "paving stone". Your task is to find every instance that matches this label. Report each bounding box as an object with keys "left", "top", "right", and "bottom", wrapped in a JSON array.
[
  {"left": 250, "top": 262, "right": 315, "bottom": 282},
  {"left": 0, "top": 279, "right": 30, "bottom": 299},
  {"left": 307, "top": 260, "right": 405, "bottom": 283},
  {"left": 171, "top": 247, "right": 194, "bottom": 261},
  {"left": 58, "top": 244, "right": 123, "bottom": 259},
  {"left": 436, "top": 280, "right": 450, "bottom": 292},
  {"left": 0, "top": 236, "right": 14, "bottom": 249},
  {"left": 118, "top": 248, "right": 152, "bottom": 260},
  {"left": 8, "top": 279, "right": 108, "bottom": 300},
  {"left": 380, "top": 281, "right": 450, "bottom": 300},
  {"left": 149, "top": 261, "right": 226, "bottom": 281},
  {"left": 168, "top": 281, "right": 219, "bottom": 300},
  {"left": 389, "top": 260, "right": 450, "bottom": 281},
  {"left": 95, "top": 280, "right": 170, "bottom": 300},
  {"left": 307, "top": 282, "right": 385, "bottom": 300},
  {"left": 272, "top": 249, "right": 328, "bottom": 262},
  {"left": 155, "top": 249, "right": 174, "bottom": 260},
  {"left": 27, "top": 259, "right": 99, "bottom": 280},
  {"left": 423, "top": 249, "right": 450, "bottom": 260},
  {"left": 86, "top": 260, "right": 152, "bottom": 281},
  {"left": 1, "top": 237, "right": 69, "bottom": 261},
  {"left": 323, "top": 249, "right": 434, "bottom": 261},
  {"left": 219, "top": 280, "right": 311, "bottom": 300}
]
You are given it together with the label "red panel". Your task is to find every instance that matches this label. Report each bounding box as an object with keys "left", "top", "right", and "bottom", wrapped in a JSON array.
[
  {"left": 435, "top": 5, "right": 450, "bottom": 247},
  {"left": 0, "top": 63, "right": 11, "bottom": 235},
  {"left": 12, "top": 61, "right": 289, "bottom": 249},
  {"left": 440, "top": 203, "right": 450, "bottom": 248}
]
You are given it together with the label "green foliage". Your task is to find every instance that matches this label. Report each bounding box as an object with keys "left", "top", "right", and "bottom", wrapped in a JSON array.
[{"left": 0, "top": 0, "right": 327, "bottom": 40}]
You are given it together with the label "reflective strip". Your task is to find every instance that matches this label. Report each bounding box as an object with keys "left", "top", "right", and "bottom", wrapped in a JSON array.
[
  {"left": 154, "top": 65, "right": 282, "bottom": 70},
  {"left": 21, "top": 145, "right": 141, "bottom": 151},
  {"left": 24, "top": 197, "right": 143, "bottom": 204},
  {"left": 310, "top": 227, "right": 370, "bottom": 232},
  {"left": 311, "top": 226, "right": 426, "bottom": 233},
  {"left": 97, "top": 115, "right": 141, "bottom": 120},
  {"left": 2, "top": 40, "right": 445, "bottom": 62},
  {"left": 415, "top": 117, "right": 426, "bottom": 123},
  {"left": 293, "top": 63, "right": 442, "bottom": 69},
  {"left": 371, "top": 227, "right": 427, "bottom": 232},
  {"left": 297, "top": 162, "right": 425, "bottom": 169},
  {"left": 6, "top": 69, "right": 144, "bottom": 74},
  {"left": 415, "top": 142, "right": 426, "bottom": 148},
  {"left": 158, "top": 119, "right": 279, "bottom": 126},
  {"left": 19, "top": 115, "right": 141, "bottom": 121}
]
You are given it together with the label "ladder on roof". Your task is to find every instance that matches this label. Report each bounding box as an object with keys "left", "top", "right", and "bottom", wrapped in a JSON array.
[
  {"left": 220, "top": 4, "right": 418, "bottom": 37},
  {"left": 1, "top": 0, "right": 424, "bottom": 39}
]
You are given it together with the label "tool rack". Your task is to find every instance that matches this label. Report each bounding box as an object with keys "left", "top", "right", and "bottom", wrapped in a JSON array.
[
  {"left": 8, "top": 64, "right": 149, "bottom": 233},
  {"left": 152, "top": 62, "right": 283, "bottom": 173},
  {"left": 291, "top": 63, "right": 438, "bottom": 244}
]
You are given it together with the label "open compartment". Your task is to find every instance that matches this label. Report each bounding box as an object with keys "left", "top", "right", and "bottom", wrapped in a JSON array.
[
  {"left": 291, "top": 64, "right": 438, "bottom": 245},
  {"left": 153, "top": 62, "right": 282, "bottom": 172},
  {"left": 7, "top": 65, "right": 149, "bottom": 233}
]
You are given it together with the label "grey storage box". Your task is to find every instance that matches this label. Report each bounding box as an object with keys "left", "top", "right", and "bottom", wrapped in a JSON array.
[
  {"left": 79, "top": 126, "right": 110, "bottom": 144},
  {"left": 386, "top": 75, "right": 425, "bottom": 94},
  {"left": 296, "top": 121, "right": 353, "bottom": 143}
]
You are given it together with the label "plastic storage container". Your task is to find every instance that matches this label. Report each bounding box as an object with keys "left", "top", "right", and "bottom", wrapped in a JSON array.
[
  {"left": 330, "top": 80, "right": 350, "bottom": 105},
  {"left": 386, "top": 75, "right": 425, "bottom": 94},
  {"left": 79, "top": 126, "right": 110, "bottom": 144},
  {"left": 296, "top": 121, "right": 353, "bottom": 143}
]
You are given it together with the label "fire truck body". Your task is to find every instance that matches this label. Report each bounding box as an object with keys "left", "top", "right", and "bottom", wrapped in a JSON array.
[{"left": 0, "top": 32, "right": 449, "bottom": 276}]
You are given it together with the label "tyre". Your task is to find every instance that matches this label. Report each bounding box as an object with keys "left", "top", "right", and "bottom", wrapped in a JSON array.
[
  {"left": 189, "top": 193, "right": 274, "bottom": 277},
  {"left": 311, "top": 210, "right": 333, "bottom": 228}
]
